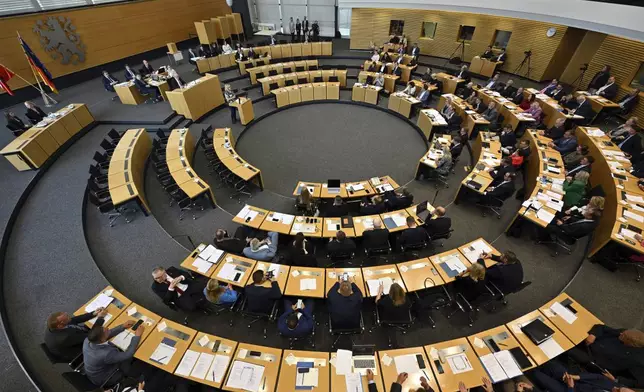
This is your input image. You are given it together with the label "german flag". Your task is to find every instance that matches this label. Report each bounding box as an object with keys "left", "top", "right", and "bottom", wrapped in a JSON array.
[{"left": 18, "top": 35, "right": 58, "bottom": 94}]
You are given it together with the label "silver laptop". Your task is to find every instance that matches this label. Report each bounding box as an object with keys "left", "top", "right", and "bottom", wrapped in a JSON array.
[
  {"left": 352, "top": 344, "right": 377, "bottom": 375},
  {"left": 327, "top": 179, "right": 341, "bottom": 194}
]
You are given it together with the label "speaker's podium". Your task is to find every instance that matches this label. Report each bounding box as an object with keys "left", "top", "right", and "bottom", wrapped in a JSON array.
[{"left": 230, "top": 97, "right": 254, "bottom": 125}]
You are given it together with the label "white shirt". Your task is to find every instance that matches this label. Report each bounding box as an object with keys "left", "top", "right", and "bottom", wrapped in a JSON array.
[
  {"left": 370, "top": 53, "right": 379, "bottom": 62},
  {"left": 486, "top": 80, "right": 496, "bottom": 89},
  {"left": 597, "top": 82, "right": 614, "bottom": 94},
  {"left": 222, "top": 44, "right": 233, "bottom": 54}
]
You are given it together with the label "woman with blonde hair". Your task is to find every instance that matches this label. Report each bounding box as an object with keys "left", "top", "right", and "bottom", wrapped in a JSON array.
[
  {"left": 375, "top": 282, "right": 410, "bottom": 322},
  {"left": 296, "top": 187, "right": 315, "bottom": 215},
  {"left": 454, "top": 263, "right": 488, "bottom": 302},
  {"left": 203, "top": 279, "right": 238, "bottom": 305},
  {"left": 563, "top": 171, "right": 590, "bottom": 208}
]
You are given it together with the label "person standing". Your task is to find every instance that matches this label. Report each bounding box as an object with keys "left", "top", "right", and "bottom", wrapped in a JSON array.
[
  {"left": 296, "top": 18, "right": 302, "bottom": 42},
  {"left": 224, "top": 84, "right": 238, "bottom": 124},
  {"left": 289, "top": 17, "right": 295, "bottom": 42},
  {"left": 303, "top": 17, "right": 309, "bottom": 40}
]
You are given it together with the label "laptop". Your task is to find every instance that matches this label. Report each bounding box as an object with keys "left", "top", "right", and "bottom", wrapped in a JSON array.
[
  {"left": 352, "top": 344, "right": 377, "bottom": 375},
  {"left": 327, "top": 179, "right": 341, "bottom": 194},
  {"left": 521, "top": 319, "right": 555, "bottom": 345},
  {"left": 416, "top": 201, "right": 431, "bottom": 221}
]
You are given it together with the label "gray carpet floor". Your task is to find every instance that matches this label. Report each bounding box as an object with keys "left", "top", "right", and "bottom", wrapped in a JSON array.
[{"left": 0, "top": 37, "right": 642, "bottom": 392}]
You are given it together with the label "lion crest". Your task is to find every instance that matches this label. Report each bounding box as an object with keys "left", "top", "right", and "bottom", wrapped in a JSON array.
[{"left": 33, "top": 16, "right": 86, "bottom": 65}]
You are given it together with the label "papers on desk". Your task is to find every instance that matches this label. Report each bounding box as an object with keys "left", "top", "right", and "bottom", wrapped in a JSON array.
[
  {"left": 111, "top": 330, "right": 136, "bottom": 351},
  {"left": 191, "top": 352, "right": 215, "bottom": 379},
  {"left": 550, "top": 302, "right": 578, "bottom": 324},
  {"left": 236, "top": 205, "right": 259, "bottom": 222},
  {"left": 150, "top": 342, "right": 176, "bottom": 365},
  {"left": 176, "top": 349, "right": 200, "bottom": 376},
  {"left": 624, "top": 210, "right": 644, "bottom": 223},
  {"left": 546, "top": 200, "right": 564, "bottom": 212},
  {"left": 625, "top": 194, "right": 644, "bottom": 203},
  {"left": 367, "top": 277, "right": 394, "bottom": 295},
  {"left": 545, "top": 190, "right": 563, "bottom": 200},
  {"left": 225, "top": 360, "right": 265, "bottom": 392},
  {"left": 300, "top": 278, "right": 317, "bottom": 291},
  {"left": 356, "top": 217, "right": 374, "bottom": 230},
  {"left": 207, "top": 354, "right": 230, "bottom": 383},
  {"left": 292, "top": 222, "right": 316, "bottom": 233},
  {"left": 85, "top": 293, "right": 114, "bottom": 313},
  {"left": 446, "top": 352, "right": 473, "bottom": 374},
  {"left": 218, "top": 263, "right": 242, "bottom": 282},
  {"left": 586, "top": 128, "right": 606, "bottom": 137},
  {"left": 296, "top": 366, "right": 319, "bottom": 388},
  {"left": 461, "top": 240, "right": 492, "bottom": 263},
  {"left": 480, "top": 351, "right": 522, "bottom": 383},
  {"left": 536, "top": 209, "right": 556, "bottom": 224},
  {"left": 348, "top": 183, "right": 365, "bottom": 192},
  {"left": 620, "top": 227, "right": 638, "bottom": 239},
  {"left": 192, "top": 257, "right": 214, "bottom": 274},
  {"left": 335, "top": 349, "right": 353, "bottom": 375},
  {"left": 547, "top": 166, "right": 561, "bottom": 174},
  {"left": 438, "top": 254, "right": 467, "bottom": 277},
  {"left": 345, "top": 373, "right": 364, "bottom": 392},
  {"left": 87, "top": 313, "right": 112, "bottom": 326},
  {"left": 271, "top": 212, "right": 295, "bottom": 225},
  {"left": 538, "top": 338, "right": 564, "bottom": 359},
  {"left": 394, "top": 354, "right": 420, "bottom": 375},
  {"left": 386, "top": 214, "right": 407, "bottom": 227}
]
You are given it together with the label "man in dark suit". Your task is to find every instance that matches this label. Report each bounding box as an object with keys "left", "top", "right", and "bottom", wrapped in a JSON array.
[
  {"left": 45, "top": 308, "right": 106, "bottom": 360},
  {"left": 489, "top": 157, "right": 515, "bottom": 186},
  {"left": 140, "top": 60, "right": 154, "bottom": 76},
  {"left": 245, "top": 270, "right": 282, "bottom": 314},
  {"left": 384, "top": 189, "right": 414, "bottom": 210},
  {"left": 327, "top": 230, "right": 357, "bottom": 256},
  {"left": 327, "top": 278, "right": 363, "bottom": 329},
  {"left": 512, "top": 87, "right": 525, "bottom": 105},
  {"left": 618, "top": 126, "right": 642, "bottom": 157},
  {"left": 450, "top": 136, "right": 464, "bottom": 159},
  {"left": 531, "top": 359, "right": 633, "bottom": 392},
  {"left": 423, "top": 206, "right": 451, "bottom": 238},
  {"left": 596, "top": 76, "right": 618, "bottom": 100},
  {"left": 101, "top": 70, "right": 119, "bottom": 94},
  {"left": 481, "top": 45, "right": 494, "bottom": 59},
  {"left": 567, "top": 156, "right": 594, "bottom": 177},
  {"left": 411, "top": 43, "right": 420, "bottom": 59},
  {"left": 494, "top": 48, "right": 506, "bottom": 63},
  {"left": 618, "top": 89, "right": 640, "bottom": 114},
  {"left": 443, "top": 104, "right": 462, "bottom": 131},
  {"left": 362, "top": 219, "right": 390, "bottom": 251},
  {"left": 547, "top": 84, "right": 565, "bottom": 101},
  {"left": 360, "top": 195, "right": 387, "bottom": 215},
  {"left": 398, "top": 216, "right": 427, "bottom": 249},
  {"left": 455, "top": 65, "right": 470, "bottom": 82},
  {"left": 499, "top": 125, "right": 517, "bottom": 151},
  {"left": 497, "top": 79, "right": 516, "bottom": 97},
  {"left": 151, "top": 266, "right": 206, "bottom": 311},
  {"left": 278, "top": 298, "right": 314, "bottom": 338},
  {"left": 210, "top": 43, "right": 221, "bottom": 56},
  {"left": 550, "top": 130, "right": 578, "bottom": 155},
  {"left": 588, "top": 65, "right": 611, "bottom": 91},
  {"left": 482, "top": 172, "right": 516, "bottom": 204},
  {"left": 391, "top": 63, "right": 402, "bottom": 77},
  {"left": 367, "top": 61, "right": 378, "bottom": 72},
  {"left": 133, "top": 74, "right": 161, "bottom": 103},
  {"left": 572, "top": 96, "right": 595, "bottom": 125},
  {"left": 325, "top": 196, "right": 349, "bottom": 217},
  {"left": 214, "top": 228, "right": 247, "bottom": 255},
  {"left": 482, "top": 101, "right": 499, "bottom": 124},
  {"left": 540, "top": 79, "right": 558, "bottom": 95},
  {"left": 547, "top": 208, "right": 599, "bottom": 239},
  {"left": 124, "top": 64, "right": 137, "bottom": 81},
  {"left": 24, "top": 101, "right": 47, "bottom": 124},
  {"left": 477, "top": 250, "right": 523, "bottom": 293},
  {"left": 458, "top": 82, "right": 474, "bottom": 99},
  {"left": 483, "top": 74, "right": 500, "bottom": 90},
  {"left": 541, "top": 118, "right": 566, "bottom": 140}
]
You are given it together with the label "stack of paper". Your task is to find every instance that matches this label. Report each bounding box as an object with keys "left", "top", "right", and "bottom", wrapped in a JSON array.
[
  {"left": 624, "top": 210, "right": 644, "bottom": 223},
  {"left": 550, "top": 302, "right": 577, "bottom": 324},
  {"left": 226, "top": 360, "right": 265, "bottom": 392},
  {"left": 335, "top": 349, "right": 353, "bottom": 375},
  {"left": 536, "top": 209, "right": 556, "bottom": 224},
  {"left": 345, "top": 373, "right": 363, "bottom": 392},
  {"left": 538, "top": 338, "right": 564, "bottom": 359},
  {"left": 391, "top": 214, "right": 407, "bottom": 227},
  {"left": 300, "top": 278, "right": 317, "bottom": 291},
  {"left": 394, "top": 354, "right": 420, "bottom": 375},
  {"left": 366, "top": 277, "right": 394, "bottom": 295},
  {"left": 85, "top": 293, "right": 114, "bottom": 313},
  {"left": 217, "top": 263, "right": 241, "bottom": 281},
  {"left": 88, "top": 313, "right": 112, "bottom": 326},
  {"left": 176, "top": 350, "right": 200, "bottom": 376},
  {"left": 479, "top": 351, "right": 522, "bottom": 383},
  {"left": 111, "top": 330, "right": 136, "bottom": 351},
  {"left": 150, "top": 342, "right": 176, "bottom": 365}
]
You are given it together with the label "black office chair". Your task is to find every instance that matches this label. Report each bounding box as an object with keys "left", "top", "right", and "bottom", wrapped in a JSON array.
[
  {"left": 298, "top": 77, "right": 308, "bottom": 84},
  {"left": 429, "top": 229, "right": 453, "bottom": 247},
  {"left": 283, "top": 67, "right": 292, "bottom": 73},
  {"left": 178, "top": 195, "right": 205, "bottom": 220},
  {"left": 268, "top": 69, "right": 278, "bottom": 76},
  {"left": 279, "top": 314, "right": 317, "bottom": 349},
  {"left": 326, "top": 249, "right": 357, "bottom": 267},
  {"left": 477, "top": 191, "right": 514, "bottom": 219},
  {"left": 446, "top": 287, "right": 496, "bottom": 327},
  {"left": 313, "top": 76, "right": 323, "bottom": 83},
  {"left": 364, "top": 241, "right": 391, "bottom": 264},
  {"left": 413, "top": 278, "right": 453, "bottom": 328},
  {"left": 88, "top": 191, "right": 131, "bottom": 227},
  {"left": 62, "top": 367, "right": 119, "bottom": 391},
  {"left": 477, "top": 281, "right": 531, "bottom": 312},
  {"left": 107, "top": 129, "right": 124, "bottom": 143},
  {"left": 269, "top": 82, "right": 279, "bottom": 91},
  {"left": 329, "top": 313, "right": 364, "bottom": 348},
  {"left": 40, "top": 343, "right": 83, "bottom": 370},
  {"left": 399, "top": 231, "right": 429, "bottom": 256},
  {"left": 256, "top": 72, "right": 265, "bottom": 81},
  {"left": 536, "top": 230, "right": 581, "bottom": 256},
  {"left": 205, "top": 293, "right": 241, "bottom": 327},
  {"left": 490, "top": 114, "right": 504, "bottom": 132},
  {"left": 365, "top": 76, "right": 374, "bottom": 85},
  {"left": 100, "top": 139, "right": 116, "bottom": 155},
  {"left": 309, "top": 65, "right": 318, "bottom": 71},
  {"left": 295, "top": 66, "right": 305, "bottom": 72},
  {"left": 156, "top": 129, "right": 170, "bottom": 143},
  {"left": 239, "top": 298, "right": 279, "bottom": 339},
  {"left": 329, "top": 76, "right": 339, "bottom": 83},
  {"left": 285, "top": 79, "right": 295, "bottom": 86},
  {"left": 92, "top": 151, "right": 110, "bottom": 170},
  {"left": 88, "top": 163, "right": 108, "bottom": 180},
  {"left": 373, "top": 306, "right": 413, "bottom": 348}
]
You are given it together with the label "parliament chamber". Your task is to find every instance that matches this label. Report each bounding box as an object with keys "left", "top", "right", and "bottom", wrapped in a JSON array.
[{"left": 0, "top": 0, "right": 643, "bottom": 392}]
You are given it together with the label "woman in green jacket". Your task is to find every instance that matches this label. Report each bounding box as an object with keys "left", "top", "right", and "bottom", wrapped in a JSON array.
[{"left": 563, "top": 171, "right": 589, "bottom": 208}]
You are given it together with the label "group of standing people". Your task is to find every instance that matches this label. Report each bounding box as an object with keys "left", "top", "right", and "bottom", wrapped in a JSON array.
[{"left": 288, "top": 17, "right": 320, "bottom": 42}]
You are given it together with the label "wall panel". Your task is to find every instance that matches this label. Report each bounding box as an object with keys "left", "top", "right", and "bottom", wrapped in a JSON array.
[{"left": 0, "top": 0, "right": 231, "bottom": 92}]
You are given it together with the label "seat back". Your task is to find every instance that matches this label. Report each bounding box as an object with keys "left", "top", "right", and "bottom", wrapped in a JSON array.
[
  {"left": 298, "top": 77, "right": 308, "bottom": 84},
  {"left": 256, "top": 72, "right": 265, "bottom": 79},
  {"left": 366, "top": 241, "right": 391, "bottom": 256},
  {"left": 329, "top": 312, "right": 364, "bottom": 335},
  {"left": 283, "top": 67, "right": 292, "bottom": 73},
  {"left": 92, "top": 151, "right": 107, "bottom": 164},
  {"left": 285, "top": 80, "right": 295, "bottom": 86},
  {"left": 40, "top": 343, "right": 66, "bottom": 364},
  {"left": 313, "top": 76, "right": 323, "bottom": 83},
  {"left": 329, "top": 76, "right": 339, "bottom": 83},
  {"left": 269, "top": 83, "right": 279, "bottom": 90},
  {"left": 366, "top": 76, "right": 374, "bottom": 85},
  {"left": 61, "top": 372, "right": 97, "bottom": 392},
  {"left": 309, "top": 65, "right": 318, "bottom": 71},
  {"left": 431, "top": 229, "right": 453, "bottom": 241},
  {"left": 107, "top": 129, "right": 122, "bottom": 141},
  {"left": 296, "top": 66, "right": 305, "bottom": 72},
  {"left": 268, "top": 70, "right": 278, "bottom": 76},
  {"left": 100, "top": 139, "right": 114, "bottom": 152},
  {"left": 327, "top": 250, "right": 354, "bottom": 261}
]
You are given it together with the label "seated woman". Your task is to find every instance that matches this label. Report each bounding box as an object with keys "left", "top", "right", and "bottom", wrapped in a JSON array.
[
  {"left": 375, "top": 282, "right": 410, "bottom": 322},
  {"left": 289, "top": 232, "right": 316, "bottom": 267},
  {"left": 401, "top": 81, "right": 416, "bottom": 96},
  {"left": 563, "top": 171, "right": 590, "bottom": 208},
  {"left": 203, "top": 279, "right": 238, "bottom": 305},
  {"left": 519, "top": 93, "right": 535, "bottom": 110},
  {"left": 434, "top": 147, "right": 453, "bottom": 177},
  {"left": 296, "top": 187, "right": 316, "bottom": 215},
  {"left": 453, "top": 263, "right": 488, "bottom": 303}
]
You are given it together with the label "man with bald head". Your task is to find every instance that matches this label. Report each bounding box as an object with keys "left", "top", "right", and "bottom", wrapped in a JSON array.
[
  {"left": 362, "top": 218, "right": 390, "bottom": 252},
  {"left": 45, "top": 307, "right": 107, "bottom": 360},
  {"left": 422, "top": 206, "right": 451, "bottom": 238}
]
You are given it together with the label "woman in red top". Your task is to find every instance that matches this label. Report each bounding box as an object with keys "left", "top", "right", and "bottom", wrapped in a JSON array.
[{"left": 519, "top": 93, "right": 535, "bottom": 110}]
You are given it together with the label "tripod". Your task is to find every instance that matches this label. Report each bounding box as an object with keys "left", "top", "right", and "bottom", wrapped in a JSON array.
[
  {"left": 571, "top": 65, "right": 588, "bottom": 91},
  {"left": 443, "top": 39, "right": 466, "bottom": 68},
  {"left": 513, "top": 52, "right": 532, "bottom": 79}
]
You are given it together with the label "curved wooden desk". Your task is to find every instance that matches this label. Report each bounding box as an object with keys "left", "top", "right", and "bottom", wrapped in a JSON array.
[
  {"left": 166, "top": 74, "right": 225, "bottom": 120},
  {"left": 108, "top": 128, "right": 152, "bottom": 215},
  {"left": 576, "top": 126, "right": 644, "bottom": 257},
  {"left": 271, "top": 82, "right": 341, "bottom": 107},
  {"left": 213, "top": 128, "right": 264, "bottom": 190},
  {"left": 437, "top": 94, "right": 490, "bottom": 137},
  {"left": 248, "top": 60, "right": 320, "bottom": 84},
  {"left": 453, "top": 132, "right": 501, "bottom": 201},
  {"left": 166, "top": 129, "right": 216, "bottom": 207},
  {"left": 236, "top": 42, "right": 332, "bottom": 74},
  {"left": 259, "top": 69, "right": 347, "bottom": 95},
  {"left": 292, "top": 176, "right": 400, "bottom": 199},
  {"left": 523, "top": 88, "right": 584, "bottom": 128},
  {"left": 363, "top": 60, "right": 417, "bottom": 82},
  {"left": 357, "top": 71, "right": 399, "bottom": 93},
  {"left": 474, "top": 86, "right": 536, "bottom": 131}
]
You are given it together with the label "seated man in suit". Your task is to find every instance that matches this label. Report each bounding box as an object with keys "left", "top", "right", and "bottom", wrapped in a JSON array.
[
  {"left": 83, "top": 319, "right": 144, "bottom": 387},
  {"left": 398, "top": 216, "right": 427, "bottom": 249},
  {"left": 362, "top": 219, "right": 390, "bottom": 251},
  {"left": 151, "top": 266, "right": 207, "bottom": 312},
  {"left": 531, "top": 359, "right": 637, "bottom": 392},
  {"left": 450, "top": 136, "right": 464, "bottom": 159},
  {"left": 566, "top": 156, "right": 594, "bottom": 177},
  {"left": 327, "top": 277, "right": 363, "bottom": 329},
  {"left": 610, "top": 117, "right": 639, "bottom": 142},
  {"left": 617, "top": 126, "right": 642, "bottom": 158},
  {"left": 549, "top": 130, "right": 578, "bottom": 155},
  {"left": 547, "top": 84, "right": 565, "bottom": 101},
  {"left": 596, "top": 76, "right": 618, "bottom": 100},
  {"left": 417, "top": 84, "right": 432, "bottom": 107},
  {"left": 545, "top": 207, "right": 599, "bottom": 240},
  {"left": 391, "top": 62, "right": 402, "bottom": 77},
  {"left": 45, "top": 308, "right": 107, "bottom": 361},
  {"left": 488, "top": 157, "right": 515, "bottom": 186},
  {"left": 367, "top": 61, "right": 378, "bottom": 72},
  {"left": 214, "top": 228, "right": 247, "bottom": 255},
  {"left": 377, "top": 62, "right": 388, "bottom": 74},
  {"left": 481, "top": 45, "right": 494, "bottom": 59},
  {"left": 423, "top": 206, "right": 451, "bottom": 238},
  {"left": 480, "top": 172, "right": 516, "bottom": 205},
  {"left": 360, "top": 195, "right": 387, "bottom": 215},
  {"left": 245, "top": 270, "right": 282, "bottom": 314},
  {"left": 101, "top": 70, "right": 120, "bottom": 99},
  {"left": 564, "top": 144, "right": 589, "bottom": 170},
  {"left": 512, "top": 87, "right": 525, "bottom": 105},
  {"left": 140, "top": 60, "right": 154, "bottom": 76},
  {"left": 457, "top": 82, "right": 474, "bottom": 99},
  {"left": 571, "top": 96, "right": 595, "bottom": 125},
  {"left": 133, "top": 74, "right": 161, "bottom": 103},
  {"left": 124, "top": 64, "right": 137, "bottom": 81},
  {"left": 384, "top": 188, "right": 414, "bottom": 210},
  {"left": 559, "top": 94, "right": 578, "bottom": 110},
  {"left": 540, "top": 79, "right": 558, "bottom": 95},
  {"left": 540, "top": 117, "right": 567, "bottom": 141},
  {"left": 481, "top": 101, "right": 499, "bottom": 124},
  {"left": 455, "top": 65, "right": 470, "bottom": 82},
  {"left": 278, "top": 299, "right": 314, "bottom": 338},
  {"left": 477, "top": 251, "right": 523, "bottom": 294},
  {"left": 494, "top": 48, "right": 507, "bottom": 63},
  {"left": 483, "top": 73, "right": 500, "bottom": 90},
  {"left": 243, "top": 231, "right": 279, "bottom": 261},
  {"left": 327, "top": 230, "right": 357, "bottom": 256},
  {"left": 421, "top": 68, "right": 433, "bottom": 82},
  {"left": 442, "top": 103, "right": 462, "bottom": 132},
  {"left": 499, "top": 125, "right": 517, "bottom": 154},
  {"left": 325, "top": 195, "right": 349, "bottom": 217},
  {"left": 497, "top": 79, "right": 516, "bottom": 97},
  {"left": 618, "top": 89, "right": 640, "bottom": 114}
]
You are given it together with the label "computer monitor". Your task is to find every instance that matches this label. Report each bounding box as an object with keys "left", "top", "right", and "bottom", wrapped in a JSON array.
[{"left": 327, "top": 179, "right": 341, "bottom": 189}]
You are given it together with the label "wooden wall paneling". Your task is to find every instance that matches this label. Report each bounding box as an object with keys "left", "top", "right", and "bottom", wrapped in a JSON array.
[
  {"left": 0, "top": 0, "right": 231, "bottom": 92},
  {"left": 218, "top": 16, "right": 231, "bottom": 38},
  {"left": 541, "top": 27, "right": 587, "bottom": 82},
  {"left": 232, "top": 13, "right": 244, "bottom": 34},
  {"left": 211, "top": 18, "right": 223, "bottom": 40},
  {"left": 560, "top": 31, "right": 607, "bottom": 85},
  {"left": 350, "top": 8, "right": 569, "bottom": 81},
  {"left": 195, "top": 21, "right": 209, "bottom": 44}
]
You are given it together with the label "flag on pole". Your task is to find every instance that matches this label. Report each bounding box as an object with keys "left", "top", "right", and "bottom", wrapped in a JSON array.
[
  {"left": 0, "top": 65, "right": 15, "bottom": 96},
  {"left": 18, "top": 35, "right": 58, "bottom": 94}
]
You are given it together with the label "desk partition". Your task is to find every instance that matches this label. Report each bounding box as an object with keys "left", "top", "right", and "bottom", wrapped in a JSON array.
[
  {"left": 292, "top": 176, "right": 400, "bottom": 199},
  {"left": 248, "top": 60, "right": 320, "bottom": 85},
  {"left": 258, "top": 69, "right": 347, "bottom": 95}
]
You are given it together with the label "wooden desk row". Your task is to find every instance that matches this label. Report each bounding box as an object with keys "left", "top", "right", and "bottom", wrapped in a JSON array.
[
  {"left": 388, "top": 91, "right": 422, "bottom": 118},
  {"left": 194, "top": 53, "right": 238, "bottom": 74},
  {"left": 415, "top": 134, "right": 453, "bottom": 177},
  {"left": 357, "top": 71, "right": 399, "bottom": 93},
  {"left": 438, "top": 94, "right": 490, "bottom": 137},
  {"left": 258, "top": 69, "right": 347, "bottom": 95},
  {"left": 213, "top": 128, "right": 264, "bottom": 190},
  {"left": 523, "top": 88, "right": 584, "bottom": 128},
  {"left": 114, "top": 74, "right": 172, "bottom": 106},
  {"left": 469, "top": 56, "right": 503, "bottom": 78},
  {"left": 293, "top": 176, "right": 400, "bottom": 199},
  {"left": 166, "top": 74, "right": 225, "bottom": 120},
  {"left": 417, "top": 108, "right": 448, "bottom": 140},
  {"left": 194, "top": 14, "right": 243, "bottom": 45},
  {"left": 576, "top": 126, "right": 644, "bottom": 257},
  {"left": 455, "top": 132, "right": 502, "bottom": 199},
  {"left": 1, "top": 104, "right": 94, "bottom": 171},
  {"left": 435, "top": 72, "right": 466, "bottom": 95},
  {"left": 474, "top": 87, "right": 536, "bottom": 131},
  {"left": 378, "top": 52, "right": 415, "bottom": 66},
  {"left": 272, "top": 83, "right": 340, "bottom": 108},
  {"left": 75, "top": 285, "right": 601, "bottom": 392},
  {"left": 247, "top": 60, "right": 320, "bottom": 85},
  {"left": 165, "top": 129, "right": 216, "bottom": 206},
  {"left": 574, "top": 91, "right": 620, "bottom": 124},
  {"left": 107, "top": 128, "right": 152, "bottom": 215},
  {"left": 363, "top": 60, "right": 417, "bottom": 83},
  {"left": 507, "top": 130, "right": 566, "bottom": 229},
  {"left": 236, "top": 42, "right": 332, "bottom": 74},
  {"left": 351, "top": 83, "right": 383, "bottom": 105}
]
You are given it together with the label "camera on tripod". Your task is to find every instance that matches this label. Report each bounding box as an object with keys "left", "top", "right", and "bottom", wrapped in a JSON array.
[
  {"left": 524, "top": 50, "right": 532, "bottom": 56},
  {"left": 580, "top": 63, "right": 589, "bottom": 71}
]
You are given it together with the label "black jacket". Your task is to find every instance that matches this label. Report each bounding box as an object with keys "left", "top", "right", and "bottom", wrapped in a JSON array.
[
  {"left": 244, "top": 281, "right": 281, "bottom": 314},
  {"left": 328, "top": 282, "right": 363, "bottom": 329},
  {"left": 574, "top": 100, "right": 595, "bottom": 124},
  {"left": 151, "top": 267, "right": 203, "bottom": 311},
  {"left": 619, "top": 134, "right": 642, "bottom": 157},
  {"left": 458, "top": 86, "right": 473, "bottom": 99},
  {"left": 588, "top": 71, "right": 610, "bottom": 91},
  {"left": 377, "top": 295, "right": 410, "bottom": 323},
  {"left": 102, "top": 74, "right": 119, "bottom": 92},
  {"left": 7, "top": 116, "right": 28, "bottom": 132},
  {"left": 548, "top": 88, "right": 565, "bottom": 101},
  {"left": 486, "top": 180, "right": 515, "bottom": 200},
  {"left": 544, "top": 125, "right": 565, "bottom": 140},
  {"left": 327, "top": 238, "right": 357, "bottom": 255},
  {"left": 454, "top": 276, "right": 488, "bottom": 302},
  {"left": 481, "top": 49, "right": 494, "bottom": 59},
  {"left": 140, "top": 63, "right": 154, "bottom": 75},
  {"left": 557, "top": 216, "right": 598, "bottom": 238},
  {"left": 618, "top": 94, "right": 639, "bottom": 113},
  {"left": 423, "top": 216, "right": 451, "bottom": 238},
  {"left": 500, "top": 132, "right": 517, "bottom": 148},
  {"left": 478, "top": 256, "right": 523, "bottom": 293},
  {"left": 325, "top": 203, "right": 349, "bottom": 218},
  {"left": 490, "top": 164, "right": 515, "bottom": 185},
  {"left": 360, "top": 202, "right": 386, "bottom": 215},
  {"left": 598, "top": 83, "right": 618, "bottom": 100},
  {"left": 25, "top": 106, "right": 46, "bottom": 124},
  {"left": 214, "top": 237, "right": 246, "bottom": 255},
  {"left": 584, "top": 324, "right": 644, "bottom": 387},
  {"left": 512, "top": 92, "right": 524, "bottom": 105},
  {"left": 498, "top": 85, "right": 516, "bottom": 98},
  {"left": 44, "top": 313, "right": 99, "bottom": 360},
  {"left": 455, "top": 69, "right": 470, "bottom": 82},
  {"left": 398, "top": 227, "right": 427, "bottom": 248},
  {"left": 446, "top": 112, "right": 462, "bottom": 129},
  {"left": 450, "top": 142, "right": 464, "bottom": 158},
  {"left": 362, "top": 228, "right": 390, "bottom": 250},
  {"left": 124, "top": 69, "right": 137, "bottom": 81}
]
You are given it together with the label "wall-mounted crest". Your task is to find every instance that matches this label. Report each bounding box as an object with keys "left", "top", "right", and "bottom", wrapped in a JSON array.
[{"left": 33, "top": 16, "right": 86, "bottom": 65}]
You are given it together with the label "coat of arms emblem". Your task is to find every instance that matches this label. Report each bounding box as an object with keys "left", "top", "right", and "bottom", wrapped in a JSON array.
[{"left": 33, "top": 16, "right": 86, "bottom": 65}]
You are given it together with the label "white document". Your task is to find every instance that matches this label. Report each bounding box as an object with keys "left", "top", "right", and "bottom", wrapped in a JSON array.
[
  {"left": 494, "top": 350, "right": 522, "bottom": 378},
  {"left": 394, "top": 354, "right": 421, "bottom": 375},
  {"left": 150, "top": 343, "right": 176, "bottom": 365},
  {"left": 87, "top": 313, "right": 112, "bottom": 326},
  {"left": 335, "top": 349, "right": 353, "bottom": 375},
  {"left": 536, "top": 209, "right": 556, "bottom": 224},
  {"left": 327, "top": 221, "right": 339, "bottom": 231},
  {"left": 626, "top": 194, "right": 644, "bottom": 203},
  {"left": 382, "top": 353, "right": 393, "bottom": 366},
  {"left": 175, "top": 349, "right": 200, "bottom": 376},
  {"left": 191, "top": 352, "right": 215, "bottom": 380},
  {"left": 473, "top": 337, "right": 486, "bottom": 349},
  {"left": 391, "top": 214, "right": 407, "bottom": 227},
  {"left": 111, "top": 330, "right": 135, "bottom": 351},
  {"left": 267, "top": 264, "right": 281, "bottom": 276},
  {"left": 192, "top": 257, "right": 213, "bottom": 274},
  {"left": 445, "top": 256, "right": 467, "bottom": 274},
  {"left": 621, "top": 228, "right": 638, "bottom": 239},
  {"left": 624, "top": 210, "right": 644, "bottom": 223},
  {"left": 349, "top": 183, "right": 365, "bottom": 191},
  {"left": 550, "top": 302, "right": 578, "bottom": 324},
  {"left": 296, "top": 367, "right": 319, "bottom": 387},
  {"left": 546, "top": 201, "right": 563, "bottom": 212},
  {"left": 199, "top": 245, "right": 217, "bottom": 260},
  {"left": 282, "top": 214, "right": 295, "bottom": 225},
  {"left": 236, "top": 205, "right": 251, "bottom": 219},
  {"left": 538, "top": 338, "right": 564, "bottom": 359},
  {"left": 85, "top": 293, "right": 114, "bottom": 313},
  {"left": 206, "top": 354, "right": 230, "bottom": 382},
  {"left": 225, "top": 360, "right": 265, "bottom": 392},
  {"left": 479, "top": 353, "right": 508, "bottom": 383},
  {"left": 127, "top": 307, "right": 137, "bottom": 316},
  {"left": 199, "top": 335, "right": 210, "bottom": 347},
  {"left": 446, "top": 353, "right": 473, "bottom": 374},
  {"left": 300, "top": 278, "right": 317, "bottom": 291},
  {"left": 157, "top": 321, "right": 167, "bottom": 332},
  {"left": 208, "top": 248, "right": 225, "bottom": 263},
  {"left": 217, "top": 263, "right": 239, "bottom": 281},
  {"left": 366, "top": 277, "right": 394, "bottom": 295},
  {"left": 345, "top": 373, "right": 364, "bottom": 392}
]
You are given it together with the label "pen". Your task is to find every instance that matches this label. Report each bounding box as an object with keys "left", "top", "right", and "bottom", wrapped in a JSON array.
[
  {"left": 422, "top": 369, "right": 430, "bottom": 380},
  {"left": 498, "top": 343, "right": 508, "bottom": 347},
  {"left": 158, "top": 356, "right": 167, "bottom": 362}
]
